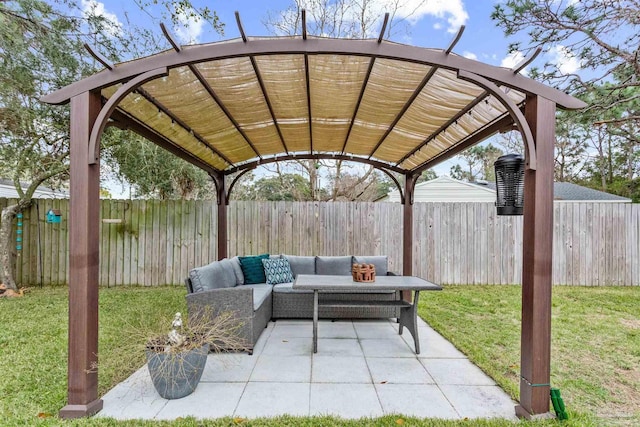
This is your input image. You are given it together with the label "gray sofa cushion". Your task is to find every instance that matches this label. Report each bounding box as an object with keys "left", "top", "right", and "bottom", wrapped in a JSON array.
[
  {"left": 189, "top": 260, "right": 236, "bottom": 292},
  {"left": 229, "top": 256, "right": 245, "bottom": 285},
  {"left": 218, "top": 259, "right": 239, "bottom": 288},
  {"left": 316, "top": 256, "right": 353, "bottom": 276},
  {"left": 283, "top": 255, "right": 316, "bottom": 278},
  {"left": 353, "top": 256, "right": 388, "bottom": 276},
  {"left": 241, "top": 284, "right": 273, "bottom": 310},
  {"left": 272, "top": 282, "right": 312, "bottom": 293}
]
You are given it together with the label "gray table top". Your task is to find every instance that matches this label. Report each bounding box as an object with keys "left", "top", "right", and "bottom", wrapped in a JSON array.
[{"left": 292, "top": 274, "right": 442, "bottom": 291}]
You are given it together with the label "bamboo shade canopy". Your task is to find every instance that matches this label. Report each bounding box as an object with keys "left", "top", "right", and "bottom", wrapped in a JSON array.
[{"left": 43, "top": 35, "right": 586, "bottom": 176}]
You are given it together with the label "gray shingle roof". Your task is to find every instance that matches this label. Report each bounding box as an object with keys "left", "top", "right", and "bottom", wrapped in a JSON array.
[{"left": 472, "top": 181, "right": 631, "bottom": 201}]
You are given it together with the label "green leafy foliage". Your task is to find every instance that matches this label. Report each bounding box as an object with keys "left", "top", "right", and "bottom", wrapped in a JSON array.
[
  {"left": 491, "top": 0, "right": 640, "bottom": 201},
  {"left": 450, "top": 144, "right": 503, "bottom": 182},
  {"left": 104, "top": 131, "right": 214, "bottom": 200}
]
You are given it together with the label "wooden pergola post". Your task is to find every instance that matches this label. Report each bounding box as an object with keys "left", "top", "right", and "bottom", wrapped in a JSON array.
[
  {"left": 516, "top": 95, "right": 556, "bottom": 419},
  {"left": 402, "top": 173, "right": 418, "bottom": 300},
  {"left": 59, "top": 91, "right": 103, "bottom": 418},
  {"left": 212, "top": 172, "right": 228, "bottom": 260}
]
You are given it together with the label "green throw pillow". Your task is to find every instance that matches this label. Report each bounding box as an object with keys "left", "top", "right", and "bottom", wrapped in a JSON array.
[
  {"left": 262, "top": 258, "right": 294, "bottom": 285},
  {"left": 239, "top": 254, "right": 270, "bottom": 284}
]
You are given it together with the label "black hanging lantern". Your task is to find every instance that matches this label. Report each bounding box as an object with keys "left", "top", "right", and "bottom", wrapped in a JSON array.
[{"left": 494, "top": 154, "right": 524, "bottom": 216}]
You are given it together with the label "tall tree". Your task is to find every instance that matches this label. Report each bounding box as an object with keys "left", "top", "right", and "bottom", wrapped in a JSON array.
[
  {"left": 0, "top": 0, "right": 221, "bottom": 289},
  {"left": 492, "top": 0, "right": 640, "bottom": 200},
  {"left": 449, "top": 144, "right": 503, "bottom": 182},
  {"left": 491, "top": 0, "right": 640, "bottom": 130}
]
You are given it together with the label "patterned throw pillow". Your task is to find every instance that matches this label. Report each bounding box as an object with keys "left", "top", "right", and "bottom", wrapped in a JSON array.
[
  {"left": 262, "top": 258, "right": 294, "bottom": 285},
  {"left": 239, "top": 254, "right": 270, "bottom": 284}
]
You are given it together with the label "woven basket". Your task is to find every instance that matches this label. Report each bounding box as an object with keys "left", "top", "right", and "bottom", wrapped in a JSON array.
[{"left": 352, "top": 263, "right": 376, "bottom": 282}]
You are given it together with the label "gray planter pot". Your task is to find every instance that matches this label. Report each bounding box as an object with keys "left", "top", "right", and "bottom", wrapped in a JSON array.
[{"left": 145, "top": 343, "right": 209, "bottom": 399}]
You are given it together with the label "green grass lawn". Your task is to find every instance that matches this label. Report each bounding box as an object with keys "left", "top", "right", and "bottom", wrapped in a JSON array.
[
  {"left": 419, "top": 285, "right": 640, "bottom": 427},
  {"left": 0, "top": 285, "right": 637, "bottom": 426}
]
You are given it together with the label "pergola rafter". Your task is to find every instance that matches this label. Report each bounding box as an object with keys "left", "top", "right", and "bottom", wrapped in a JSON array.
[{"left": 42, "top": 16, "right": 586, "bottom": 421}]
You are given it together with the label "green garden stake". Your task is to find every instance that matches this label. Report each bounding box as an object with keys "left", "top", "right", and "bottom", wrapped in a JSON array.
[{"left": 550, "top": 388, "right": 568, "bottom": 420}]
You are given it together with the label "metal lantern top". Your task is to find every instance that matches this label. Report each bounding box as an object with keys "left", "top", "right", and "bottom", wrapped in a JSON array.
[{"left": 494, "top": 154, "right": 525, "bottom": 216}]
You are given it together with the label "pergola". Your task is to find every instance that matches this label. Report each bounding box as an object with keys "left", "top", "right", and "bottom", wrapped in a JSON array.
[{"left": 42, "top": 12, "right": 585, "bottom": 420}]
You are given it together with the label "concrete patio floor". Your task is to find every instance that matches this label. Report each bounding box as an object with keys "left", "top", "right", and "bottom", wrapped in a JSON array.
[{"left": 97, "top": 318, "right": 517, "bottom": 421}]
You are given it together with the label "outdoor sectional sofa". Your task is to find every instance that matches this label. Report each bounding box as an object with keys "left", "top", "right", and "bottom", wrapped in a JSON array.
[{"left": 185, "top": 255, "right": 400, "bottom": 354}]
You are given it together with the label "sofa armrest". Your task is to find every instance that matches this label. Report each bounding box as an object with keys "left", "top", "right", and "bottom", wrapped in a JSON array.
[{"left": 186, "top": 286, "right": 254, "bottom": 320}]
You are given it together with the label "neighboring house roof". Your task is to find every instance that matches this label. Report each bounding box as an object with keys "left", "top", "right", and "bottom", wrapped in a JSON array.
[
  {"left": 0, "top": 179, "right": 69, "bottom": 199},
  {"left": 381, "top": 176, "right": 632, "bottom": 203},
  {"left": 473, "top": 180, "right": 632, "bottom": 202}
]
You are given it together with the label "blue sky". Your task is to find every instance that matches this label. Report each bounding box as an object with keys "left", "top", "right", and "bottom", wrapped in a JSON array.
[{"left": 90, "top": 0, "right": 543, "bottom": 70}]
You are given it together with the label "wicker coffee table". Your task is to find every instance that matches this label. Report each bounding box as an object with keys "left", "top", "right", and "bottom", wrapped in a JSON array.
[{"left": 292, "top": 275, "right": 442, "bottom": 354}]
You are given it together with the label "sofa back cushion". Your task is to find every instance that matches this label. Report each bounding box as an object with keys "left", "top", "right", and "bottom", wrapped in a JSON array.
[
  {"left": 229, "top": 256, "right": 245, "bottom": 286},
  {"left": 353, "top": 256, "right": 388, "bottom": 276},
  {"left": 189, "top": 259, "right": 237, "bottom": 292},
  {"left": 239, "top": 253, "right": 270, "bottom": 284},
  {"left": 316, "top": 256, "right": 352, "bottom": 276},
  {"left": 283, "top": 255, "right": 316, "bottom": 278}
]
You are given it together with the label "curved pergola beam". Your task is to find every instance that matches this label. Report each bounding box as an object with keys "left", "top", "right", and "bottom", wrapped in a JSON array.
[
  {"left": 224, "top": 154, "right": 405, "bottom": 203},
  {"left": 42, "top": 38, "right": 586, "bottom": 110},
  {"left": 88, "top": 67, "right": 168, "bottom": 165},
  {"left": 227, "top": 168, "right": 253, "bottom": 202},
  {"left": 457, "top": 70, "right": 537, "bottom": 170},
  {"left": 225, "top": 153, "right": 405, "bottom": 175},
  {"left": 378, "top": 168, "right": 404, "bottom": 202}
]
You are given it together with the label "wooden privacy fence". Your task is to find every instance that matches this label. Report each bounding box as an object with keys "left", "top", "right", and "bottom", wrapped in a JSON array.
[{"left": 1, "top": 198, "right": 638, "bottom": 286}]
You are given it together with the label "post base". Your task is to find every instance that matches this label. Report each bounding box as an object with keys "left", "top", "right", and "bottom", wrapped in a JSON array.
[
  {"left": 59, "top": 399, "right": 103, "bottom": 419},
  {"left": 515, "top": 405, "right": 555, "bottom": 420}
]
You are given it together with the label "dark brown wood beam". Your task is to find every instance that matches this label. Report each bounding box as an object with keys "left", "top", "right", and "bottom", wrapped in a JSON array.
[
  {"left": 133, "top": 87, "right": 234, "bottom": 165},
  {"left": 402, "top": 172, "right": 419, "bottom": 301},
  {"left": 516, "top": 95, "right": 555, "bottom": 419},
  {"left": 301, "top": 9, "right": 307, "bottom": 40},
  {"left": 235, "top": 11, "right": 247, "bottom": 42},
  {"left": 225, "top": 153, "right": 405, "bottom": 175},
  {"left": 304, "top": 53, "right": 313, "bottom": 153},
  {"left": 59, "top": 90, "right": 103, "bottom": 419},
  {"left": 444, "top": 25, "right": 465, "bottom": 54},
  {"left": 395, "top": 90, "right": 489, "bottom": 166},
  {"left": 84, "top": 43, "right": 114, "bottom": 70},
  {"left": 211, "top": 172, "right": 228, "bottom": 260},
  {"left": 341, "top": 57, "right": 376, "bottom": 154},
  {"left": 42, "top": 38, "right": 587, "bottom": 110},
  {"left": 187, "top": 64, "right": 261, "bottom": 159},
  {"left": 110, "top": 109, "right": 220, "bottom": 176},
  {"left": 511, "top": 47, "right": 541, "bottom": 74},
  {"left": 160, "top": 23, "right": 181, "bottom": 52},
  {"left": 377, "top": 13, "right": 389, "bottom": 43},
  {"left": 249, "top": 56, "right": 289, "bottom": 153},
  {"left": 411, "top": 113, "right": 515, "bottom": 175},
  {"left": 367, "top": 67, "right": 439, "bottom": 158}
]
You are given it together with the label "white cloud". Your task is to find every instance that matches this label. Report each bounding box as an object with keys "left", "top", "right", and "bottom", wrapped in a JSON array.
[
  {"left": 173, "top": 8, "right": 204, "bottom": 44},
  {"left": 500, "top": 51, "right": 527, "bottom": 74},
  {"left": 463, "top": 51, "right": 477, "bottom": 60},
  {"left": 393, "top": 0, "right": 468, "bottom": 33},
  {"left": 433, "top": 22, "right": 443, "bottom": 30},
  {"left": 81, "top": 0, "right": 122, "bottom": 37},
  {"left": 549, "top": 45, "right": 581, "bottom": 75}
]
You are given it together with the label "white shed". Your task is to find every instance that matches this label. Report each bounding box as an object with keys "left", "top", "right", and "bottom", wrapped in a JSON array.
[{"left": 381, "top": 176, "right": 496, "bottom": 202}]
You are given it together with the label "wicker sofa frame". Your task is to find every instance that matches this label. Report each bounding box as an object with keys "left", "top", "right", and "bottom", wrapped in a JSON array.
[{"left": 185, "top": 255, "right": 400, "bottom": 355}]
